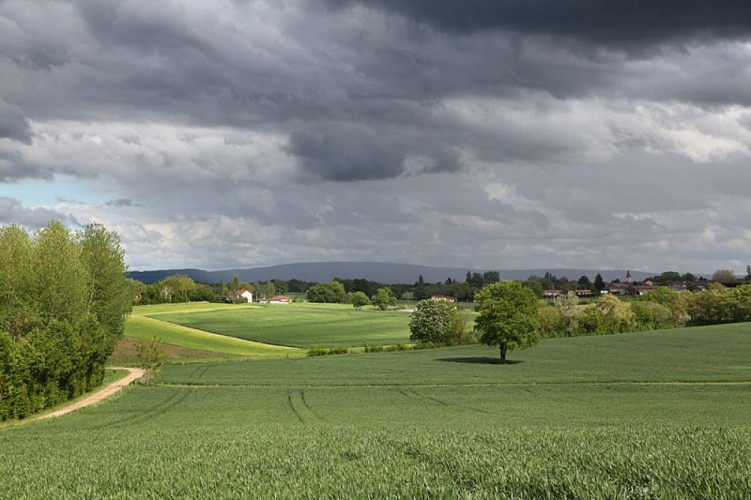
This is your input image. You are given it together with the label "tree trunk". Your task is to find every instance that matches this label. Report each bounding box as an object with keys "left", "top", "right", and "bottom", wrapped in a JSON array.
[{"left": 499, "top": 344, "right": 508, "bottom": 364}]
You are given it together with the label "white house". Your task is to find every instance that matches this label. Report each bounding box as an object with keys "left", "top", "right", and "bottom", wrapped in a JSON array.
[{"left": 237, "top": 290, "right": 253, "bottom": 303}]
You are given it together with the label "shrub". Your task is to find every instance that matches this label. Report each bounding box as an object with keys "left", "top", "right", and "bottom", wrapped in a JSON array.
[{"left": 409, "top": 299, "right": 468, "bottom": 345}]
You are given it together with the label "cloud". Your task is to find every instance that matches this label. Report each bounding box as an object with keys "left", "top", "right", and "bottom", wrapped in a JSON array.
[
  {"left": 0, "top": 101, "right": 32, "bottom": 144},
  {"left": 288, "top": 123, "right": 461, "bottom": 181},
  {"left": 0, "top": 197, "right": 76, "bottom": 228},
  {"left": 0, "top": 0, "right": 750, "bottom": 273},
  {"left": 321, "top": 0, "right": 751, "bottom": 47}
]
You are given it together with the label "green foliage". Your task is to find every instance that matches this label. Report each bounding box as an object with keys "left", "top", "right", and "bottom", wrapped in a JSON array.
[
  {"left": 474, "top": 281, "right": 540, "bottom": 362},
  {"left": 594, "top": 273, "right": 605, "bottom": 291},
  {"left": 307, "top": 281, "right": 347, "bottom": 303},
  {"left": 536, "top": 304, "right": 566, "bottom": 338},
  {"left": 347, "top": 291, "right": 370, "bottom": 308},
  {"left": 307, "top": 345, "right": 349, "bottom": 356},
  {"left": 557, "top": 291, "right": 580, "bottom": 337},
  {"left": 409, "top": 299, "right": 468, "bottom": 345},
  {"left": 712, "top": 269, "right": 736, "bottom": 282},
  {"left": 0, "top": 221, "right": 131, "bottom": 420},
  {"left": 371, "top": 287, "right": 396, "bottom": 310},
  {"left": 135, "top": 337, "right": 168, "bottom": 386},
  {"left": 687, "top": 283, "right": 751, "bottom": 326}
]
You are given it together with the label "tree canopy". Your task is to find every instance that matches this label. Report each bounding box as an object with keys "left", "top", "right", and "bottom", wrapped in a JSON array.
[
  {"left": 409, "top": 298, "right": 468, "bottom": 345},
  {"left": 0, "top": 221, "right": 132, "bottom": 420},
  {"left": 474, "top": 281, "right": 540, "bottom": 363},
  {"left": 371, "top": 287, "right": 396, "bottom": 310}
]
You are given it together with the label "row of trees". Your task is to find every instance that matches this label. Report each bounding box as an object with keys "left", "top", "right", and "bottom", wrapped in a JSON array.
[
  {"left": 409, "top": 281, "right": 751, "bottom": 363},
  {"left": 0, "top": 222, "right": 132, "bottom": 420},
  {"left": 132, "top": 275, "right": 284, "bottom": 305},
  {"left": 306, "top": 281, "right": 397, "bottom": 310}
]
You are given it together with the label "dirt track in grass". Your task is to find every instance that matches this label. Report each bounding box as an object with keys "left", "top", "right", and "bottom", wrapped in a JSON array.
[{"left": 36, "top": 367, "right": 145, "bottom": 421}]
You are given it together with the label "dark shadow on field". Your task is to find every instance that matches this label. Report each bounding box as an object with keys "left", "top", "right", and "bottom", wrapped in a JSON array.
[{"left": 437, "top": 357, "right": 523, "bottom": 365}]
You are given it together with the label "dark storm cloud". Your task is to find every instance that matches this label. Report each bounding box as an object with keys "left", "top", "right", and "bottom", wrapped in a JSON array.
[
  {"left": 0, "top": 101, "right": 32, "bottom": 144},
  {"left": 322, "top": 0, "right": 751, "bottom": 46},
  {"left": 288, "top": 124, "right": 461, "bottom": 181}
]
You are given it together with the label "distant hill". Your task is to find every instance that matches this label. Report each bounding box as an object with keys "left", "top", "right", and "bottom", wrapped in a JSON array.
[{"left": 127, "top": 262, "right": 654, "bottom": 285}]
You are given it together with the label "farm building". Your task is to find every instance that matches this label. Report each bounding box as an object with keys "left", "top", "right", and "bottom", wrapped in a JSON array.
[{"left": 260, "top": 295, "right": 290, "bottom": 304}]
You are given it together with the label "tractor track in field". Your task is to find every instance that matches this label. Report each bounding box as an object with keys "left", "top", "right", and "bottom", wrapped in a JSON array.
[
  {"left": 287, "top": 389, "right": 323, "bottom": 424},
  {"left": 35, "top": 367, "right": 145, "bottom": 421}
]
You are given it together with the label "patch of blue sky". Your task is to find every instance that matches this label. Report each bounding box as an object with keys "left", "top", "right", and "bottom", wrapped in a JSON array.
[{"left": 0, "top": 174, "right": 116, "bottom": 207}]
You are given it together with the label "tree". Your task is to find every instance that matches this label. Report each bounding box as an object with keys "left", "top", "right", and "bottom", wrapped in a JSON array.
[
  {"left": 0, "top": 221, "right": 133, "bottom": 419},
  {"left": 0, "top": 225, "right": 37, "bottom": 338},
  {"left": 409, "top": 298, "right": 468, "bottom": 345},
  {"left": 348, "top": 291, "right": 370, "bottom": 309},
  {"left": 32, "top": 221, "right": 89, "bottom": 325},
  {"left": 482, "top": 271, "right": 500, "bottom": 285},
  {"left": 307, "top": 281, "right": 347, "bottom": 303},
  {"left": 135, "top": 337, "right": 167, "bottom": 386},
  {"left": 577, "top": 275, "right": 592, "bottom": 290},
  {"left": 557, "top": 291, "right": 580, "bottom": 337},
  {"left": 712, "top": 269, "right": 736, "bottom": 282},
  {"left": 474, "top": 281, "right": 540, "bottom": 363},
  {"left": 161, "top": 275, "right": 196, "bottom": 303},
  {"left": 594, "top": 273, "right": 605, "bottom": 291},
  {"left": 371, "top": 287, "right": 396, "bottom": 310},
  {"left": 79, "top": 223, "right": 132, "bottom": 337}
]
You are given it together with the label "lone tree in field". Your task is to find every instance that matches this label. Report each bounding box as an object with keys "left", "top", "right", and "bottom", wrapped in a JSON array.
[
  {"left": 409, "top": 298, "right": 468, "bottom": 345},
  {"left": 348, "top": 291, "right": 370, "bottom": 309},
  {"left": 475, "top": 281, "right": 540, "bottom": 363},
  {"left": 371, "top": 287, "right": 396, "bottom": 310}
]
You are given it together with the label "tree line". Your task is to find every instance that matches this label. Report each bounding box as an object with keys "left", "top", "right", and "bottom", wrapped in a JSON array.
[
  {"left": 0, "top": 222, "right": 132, "bottom": 420},
  {"left": 407, "top": 281, "right": 751, "bottom": 363}
]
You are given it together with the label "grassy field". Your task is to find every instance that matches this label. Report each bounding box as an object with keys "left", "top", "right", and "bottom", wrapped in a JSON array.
[
  {"left": 148, "top": 302, "right": 413, "bottom": 348},
  {"left": 3, "top": 322, "right": 751, "bottom": 497},
  {"left": 124, "top": 304, "right": 302, "bottom": 358}
]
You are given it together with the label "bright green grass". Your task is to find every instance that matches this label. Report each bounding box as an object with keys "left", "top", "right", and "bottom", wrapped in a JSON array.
[
  {"left": 2, "top": 323, "right": 750, "bottom": 497},
  {"left": 161, "top": 322, "right": 751, "bottom": 386},
  {"left": 126, "top": 305, "right": 302, "bottom": 358},
  {"left": 150, "top": 302, "right": 412, "bottom": 347}
]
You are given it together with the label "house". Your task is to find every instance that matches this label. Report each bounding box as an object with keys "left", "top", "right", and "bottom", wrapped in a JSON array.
[
  {"left": 237, "top": 290, "right": 253, "bottom": 303},
  {"left": 543, "top": 289, "right": 562, "bottom": 299},
  {"left": 261, "top": 295, "right": 290, "bottom": 304},
  {"left": 430, "top": 295, "right": 456, "bottom": 302},
  {"left": 575, "top": 289, "right": 593, "bottom": 297}
]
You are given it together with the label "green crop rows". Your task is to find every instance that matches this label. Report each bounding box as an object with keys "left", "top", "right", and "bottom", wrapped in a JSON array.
[
  {"left": 2, "top": 319, "right": 751, "bottom": 497},
  {"left": 148, "top": 302, "right": 412, "bottom": 347}
]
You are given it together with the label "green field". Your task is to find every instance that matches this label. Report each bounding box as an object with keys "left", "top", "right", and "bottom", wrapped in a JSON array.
[
  {"left": 2, "top": 322, "right": 751, "bottom": 497},
  {"left": 148, "top": 302, "right": 413, "bottom": 347},
  {"left": 125, "top": 304, "right": 302, "bottom": 358}
]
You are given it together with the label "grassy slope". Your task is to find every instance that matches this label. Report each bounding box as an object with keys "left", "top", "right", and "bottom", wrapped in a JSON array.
[
  {"left": 161, "top": 322, "right": 751, "bottom": 386},
  {"left": 149, "top": 302, "right": 412, "bottom": 347},
  {"left": 125, "top": 303, "right": 302, "bottom": 358},
  {"left": 2, "top": 323, "right": 751, "bottom": 497}
]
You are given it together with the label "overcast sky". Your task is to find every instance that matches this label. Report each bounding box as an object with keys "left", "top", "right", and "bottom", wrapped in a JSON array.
[{"left": 2, "top": 0, "right": 751, "bottom": 273}]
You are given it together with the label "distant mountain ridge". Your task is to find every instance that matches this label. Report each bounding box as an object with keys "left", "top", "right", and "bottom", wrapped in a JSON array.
[{"left": 127, "top": 262, "right": 654, "bottom": 285}]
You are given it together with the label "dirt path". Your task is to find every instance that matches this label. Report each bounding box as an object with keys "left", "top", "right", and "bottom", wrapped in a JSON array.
[{"left": 36, "top": 367, "right": 145, "bottom": 421}]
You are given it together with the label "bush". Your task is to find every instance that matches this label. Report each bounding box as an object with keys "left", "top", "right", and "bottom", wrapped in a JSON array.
[
  {"left": 409, "top": 299, "right": 469, "bottom": 345},
  {"left": 307, "top": 345, "right": 349, "bottom": 356}
]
